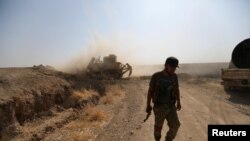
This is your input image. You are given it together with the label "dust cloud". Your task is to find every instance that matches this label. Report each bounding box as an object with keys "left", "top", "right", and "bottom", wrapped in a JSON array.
[
  {"left": 174, "top": 63, "right": 229, "bottom": 79},
  {"left": 56, "top": 33, "right": 229, "bottom": 77},
  {"left": 132, "top": 63, "right": 229, "bottom": 77},
  {"left": 57, "top": 33, "right": 157, "bottom": 75},
  {"left": 57, "top": 38, "right": 119, "bottom": 74}
]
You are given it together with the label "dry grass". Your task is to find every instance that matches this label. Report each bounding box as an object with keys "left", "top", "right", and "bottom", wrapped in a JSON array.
[
  {"left": 44, "top": 127, "right": 92, "bottom": 141},
  {"left": 43, "top": 106, "right": 106, "bottom": 141},
  {"left": 100, "top": 95, "right": 114, "bottom": 104},
  {"left": 64, "top": 119, "right": 91, "bottom": 130},
  {"left": 83, "top": 106, "right": 107, "bottom": 122},
  {"left": 106, "top": 85, "right": 125, "bottom": 96},
  {"left": 57, "top": 106, "right": 107, "bottom": 140},
  {"left": 68, "top": 130, "right": 92, "bottom": 141},
  {"left": 100, "top": 84, "right": 124, "bottom": 105},
  {"left": 70, "top": 89, "right": 98, "bottom": 102},
  {"left": 1, "top": 132, "right": 11, "bottom": 141},
  {"left": 10, "top": 87, "right": 122, "bottom": 141}
]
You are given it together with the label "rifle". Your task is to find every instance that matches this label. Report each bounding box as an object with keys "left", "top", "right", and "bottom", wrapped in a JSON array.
[
  {"left": 143, "top": 106, "right": 152, "bottom": 122},
  {"left": 143, "top": 111, "right": 151, "bottom": 122}
]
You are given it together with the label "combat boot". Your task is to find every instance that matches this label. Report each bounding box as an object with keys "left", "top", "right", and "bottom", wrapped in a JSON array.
[
  {"left": 165, "top": 137, "right": 173, "bottom": 141},
  {"left": 154, "top": 135, "right": 161, "bottom": 141}
]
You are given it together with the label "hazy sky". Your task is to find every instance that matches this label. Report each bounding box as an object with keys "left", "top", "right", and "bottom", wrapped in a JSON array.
[{"left": 0, "top": 0, "right": 250, "bottom": 67}]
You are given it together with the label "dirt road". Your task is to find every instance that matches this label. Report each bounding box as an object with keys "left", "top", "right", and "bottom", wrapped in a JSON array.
[
  {"left": 94, "top": 76, "right": 250, "bottom": 141},
  {"left": 2, "top": 67, "right": 249, "bottom": 141}
]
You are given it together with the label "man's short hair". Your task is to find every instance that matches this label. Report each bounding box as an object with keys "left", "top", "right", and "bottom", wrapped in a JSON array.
[{"left": 165, "top": 57, "right": 179, "bottom": 68}]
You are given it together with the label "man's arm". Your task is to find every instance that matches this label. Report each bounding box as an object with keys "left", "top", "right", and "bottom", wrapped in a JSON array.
[
  {"left": 146, "top": 74, "right": 156, "bottom": 113},
  {"left": 176, "top": 88, "right": 180, "bottom": 102},
  {"left": 175, "top": 87, "right": 181, "bottom": 110},
  {"left": 174, "top": 74, "right": 181, "bottom": 111},
  {"left": 147, "top": 86, "right": 153, "bottom": 105}
]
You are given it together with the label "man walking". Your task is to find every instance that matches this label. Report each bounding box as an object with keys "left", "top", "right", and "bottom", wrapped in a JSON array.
[{"left": 146, "top": 57, "right": 181, "bottom": 141}]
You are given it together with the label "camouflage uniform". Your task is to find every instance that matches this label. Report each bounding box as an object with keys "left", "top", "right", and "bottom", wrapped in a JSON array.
[
  {"left": 153, "top": 104, "right": 180, "bottom": 141},
  {"left": 150, "top": 71, "right": 180, "bottom": 141}
]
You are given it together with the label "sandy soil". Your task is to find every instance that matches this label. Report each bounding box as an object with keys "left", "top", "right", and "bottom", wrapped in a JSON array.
[
  {"left": 1, "top": 64, "right": 250, "bottom": 141},
  {"left": 94, "top": 76, "right": 250, "bottom": 141}
]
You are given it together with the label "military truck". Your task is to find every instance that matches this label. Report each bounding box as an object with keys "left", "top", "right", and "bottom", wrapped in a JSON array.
[
  {"left": 86, "top": 54, "right": 132, "bottom": 79},
  {"left": 221, "top": 38, "right": 250, "bottom": 89}
]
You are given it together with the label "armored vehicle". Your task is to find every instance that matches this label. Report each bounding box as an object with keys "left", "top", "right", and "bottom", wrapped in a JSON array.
[{"left": 86, "top": 54, "right": 132, "bottom": 79}]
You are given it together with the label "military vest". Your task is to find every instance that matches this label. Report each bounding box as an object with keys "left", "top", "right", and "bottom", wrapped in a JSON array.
[{"left": 152, "top": 72, "right": 176, "bottom": 105}]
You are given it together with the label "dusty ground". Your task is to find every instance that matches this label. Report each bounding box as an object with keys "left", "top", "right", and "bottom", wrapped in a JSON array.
[
  {"left": 1, "top": 64, "right": 250, "bottom": 141},
  {"left": 0, "top": 66, "right": 100, "bottom": 141},
  {"left": 93, "top": 75, "right": 250, "bottom": 141}
]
